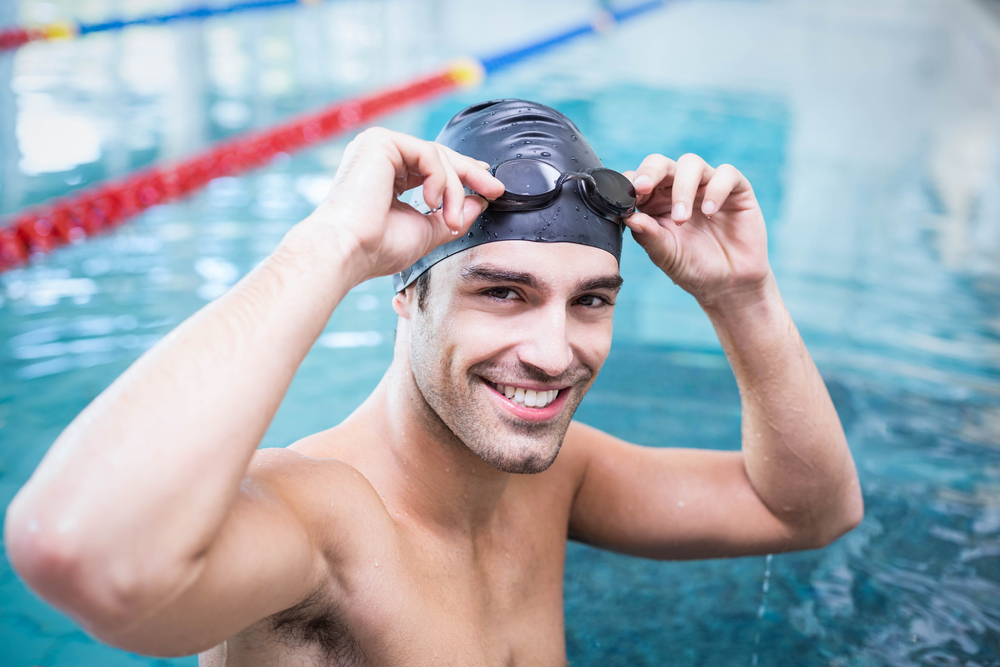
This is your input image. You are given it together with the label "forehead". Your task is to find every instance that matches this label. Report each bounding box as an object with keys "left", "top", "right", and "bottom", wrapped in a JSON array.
[{"left": 434, "top": 240, "right": 619, "bottom": 286}]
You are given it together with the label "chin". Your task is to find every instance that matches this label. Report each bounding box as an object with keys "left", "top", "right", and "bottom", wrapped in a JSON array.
[{"left": 473, "top": 436, "right": 563, "bottom": 474}]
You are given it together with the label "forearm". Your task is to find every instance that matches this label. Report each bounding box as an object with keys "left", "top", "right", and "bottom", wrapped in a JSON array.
[
  {"left": 702, "top": 274, "right": 862, "bottom": 545},
  {"left": 5, "top": 214, "right": 362, "bottom": 603}
]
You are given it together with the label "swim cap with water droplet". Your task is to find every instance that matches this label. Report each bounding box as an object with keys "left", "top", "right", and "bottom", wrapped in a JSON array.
[{"left": 393, "top": 99, "right": 624, "bottom": 293}]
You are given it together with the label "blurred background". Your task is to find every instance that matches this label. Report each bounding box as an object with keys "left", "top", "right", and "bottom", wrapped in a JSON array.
[{"left": 1, "top": 0, "right": 999, "bottom": 665}]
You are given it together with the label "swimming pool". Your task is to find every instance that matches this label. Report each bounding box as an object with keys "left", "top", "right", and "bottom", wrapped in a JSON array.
[{"left": 2, "top": 0, "right": 1000, "bottom": 665}]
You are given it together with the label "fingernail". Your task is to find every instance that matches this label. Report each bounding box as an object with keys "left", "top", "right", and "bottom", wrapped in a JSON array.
[
  {"left": 633, "top": 174, "right": 650, "bottom": 187},
  {"left": 672, "top": 202, "right": 686, "bottom": 219},
  {"left": 477, "top": 160, "right": 491, "bottom": 169},
  {"left": 702, "top": 200, "right": 716, "bottom": 215}
]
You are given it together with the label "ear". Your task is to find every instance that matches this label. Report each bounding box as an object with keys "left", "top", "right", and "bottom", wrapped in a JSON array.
[{"left": 393, "top": 286, "right": 414, "bottom": 319}]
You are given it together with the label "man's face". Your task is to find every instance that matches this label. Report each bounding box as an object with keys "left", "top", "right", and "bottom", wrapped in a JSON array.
[{"left": 402, "top": 241, "right": 622, "bottom": 474}]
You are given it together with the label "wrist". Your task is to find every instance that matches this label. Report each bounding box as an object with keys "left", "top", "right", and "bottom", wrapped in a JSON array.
[
  {"left": 274, "top": 211, "right": 369, "bottom": 291},
  {"left": 698, "top": 272, "right": 786, "bottom": 330},
  {"left": 697, "top": 271, "right": 777, "bottom": 314}
]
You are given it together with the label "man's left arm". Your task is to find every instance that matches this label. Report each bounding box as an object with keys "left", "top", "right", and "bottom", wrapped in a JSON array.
[{"left": 567, "top": 153, "right": 863, "bottom": 559}]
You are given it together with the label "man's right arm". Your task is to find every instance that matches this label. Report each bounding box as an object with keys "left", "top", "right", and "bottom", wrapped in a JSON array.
[{"left": 3, "top": 128, "right": 503, "bottom": 655}]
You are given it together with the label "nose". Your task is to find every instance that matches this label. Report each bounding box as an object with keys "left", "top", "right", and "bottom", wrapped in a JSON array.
[{"left": 516, "top": 302, "right": 574, "bottom": 378}]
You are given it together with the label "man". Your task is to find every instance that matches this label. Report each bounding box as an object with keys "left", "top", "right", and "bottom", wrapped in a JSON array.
[{"left": 5, "top": 99, "right": 862, "bottom": 666}]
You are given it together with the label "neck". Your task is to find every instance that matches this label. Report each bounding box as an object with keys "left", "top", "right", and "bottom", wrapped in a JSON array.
[{"left": 348, "top": 356, "right": 511, "bottom": 536}]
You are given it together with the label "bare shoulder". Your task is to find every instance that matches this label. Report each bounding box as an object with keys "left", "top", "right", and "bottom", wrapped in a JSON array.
[
  {"left": 246, "top": 436, "right": 396, "bottom": 565},
  {"left": 521, "top": 420, "right": 620, "bottom": 495},
  {"left": 558, "top": 420, "right": 628, "bottom": 465}
]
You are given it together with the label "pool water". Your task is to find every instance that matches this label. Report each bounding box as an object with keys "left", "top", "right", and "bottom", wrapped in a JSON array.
[{"left": 2, "top": 0, "right": 1000, "bottom": 665}]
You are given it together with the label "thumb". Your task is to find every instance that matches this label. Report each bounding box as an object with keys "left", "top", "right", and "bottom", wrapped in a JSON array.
[
  {"left": 626, "top": 212, "right": 678, "bottom": 269},
  {"left": 428, "top": 194, "right": 487, "bottom": 247}
]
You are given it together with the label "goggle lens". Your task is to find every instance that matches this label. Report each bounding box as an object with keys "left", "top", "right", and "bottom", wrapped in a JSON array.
[
  {"left": 490, "top": 159, "right": 635, "bottom": 221},
  {"left": 493, "top": 160, "right": 562, "bottom": 198},
  {"left": 588, "top": 168, "right": 636, "bottom": 212}
]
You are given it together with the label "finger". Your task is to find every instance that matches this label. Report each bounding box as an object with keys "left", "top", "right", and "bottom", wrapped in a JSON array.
[
  {"left": 701, "top": 164, "right": 748, "bottom": 216},
  {"left": 424, "top": 194, "right": 488, "bottom": 246},
  {"left": 622, "top": 210, "right": 656, "bottom": 237},
  {"left": 625, "top": 211, "right": 677, "bottom": 265},
  {"left": 435, "top": 145, "right": 467, "bottom": 231},
  {"left": 631, "top": 154, "right": 676, "bottom": 203},
  {"left": 669, "top": 154, "right": 714, "bottom": 223},
  {"left": 362, "top": 129, "right": 451, "bottom": 212},
  {"left": 461, "top": 195, "right": 489, "bottom": 232},
  {"left": 436, "top": 146, "right": 505, "bottom": 201}
]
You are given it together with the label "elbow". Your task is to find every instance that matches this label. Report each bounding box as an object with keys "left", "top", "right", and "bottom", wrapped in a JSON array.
[
  {"left": 6, "top": 502, "right": 80, "bottom": 599},
  {"left": 4, "top": 498, "right": 160, "bottom": 637},
  {"left": 802, "top": 485, "right": 865, "bottom": 550}
]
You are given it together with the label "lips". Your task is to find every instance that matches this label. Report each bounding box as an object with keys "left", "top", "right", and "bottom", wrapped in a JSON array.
[
  {"left": 482, "top": 378, "right": 569, "bottom": 423},
  {"left": 490, "top": 382, "right": 559, "bottom": 409}
]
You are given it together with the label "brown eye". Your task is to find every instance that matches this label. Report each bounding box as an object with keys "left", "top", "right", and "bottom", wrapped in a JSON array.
[
  {"left": 576, "top": 294, "right": 611, "bottom": 308},
  {"left": 486, "top": 287, "right": 518, "bottom": 300}
]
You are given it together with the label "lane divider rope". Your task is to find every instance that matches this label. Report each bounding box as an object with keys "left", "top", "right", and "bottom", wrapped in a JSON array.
[
  {"left": 0, "top": 0, "right": 318, "bottom": 52},
  {"left": 0, "top": 1, "right": 666, "bottom": 272}
]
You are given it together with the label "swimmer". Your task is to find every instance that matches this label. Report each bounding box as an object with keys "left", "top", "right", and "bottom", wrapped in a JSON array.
[{"left": 5, "top": 99, "right": 863, "bottom": 666}]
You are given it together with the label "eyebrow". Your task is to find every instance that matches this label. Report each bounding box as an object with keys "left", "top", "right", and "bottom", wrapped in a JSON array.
[
  {"left": 461, "top": 265, "right": 539, "bottom": 288},
  {"left": 460, "top": 264, "right": 623, "bottom": 293},
  {"left": 577, "top": 275, "right": 624, "bottom": 294}
]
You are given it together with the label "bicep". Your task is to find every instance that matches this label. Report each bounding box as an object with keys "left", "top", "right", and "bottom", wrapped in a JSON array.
[
  {"left": 567, "top": 423, "right": 797, "bottom": 560},
  {"left": 97, "top": 454, "right": 381, "bottom": 657}
]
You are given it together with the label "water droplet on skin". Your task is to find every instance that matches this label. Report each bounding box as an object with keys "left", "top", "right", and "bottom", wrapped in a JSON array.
[
  {"left": 575, "top": 206, "right": 579, "bottom": 211},
  {"left": 515, "top": 154, "right": 522, "bottom": 158},
  {"left": 375, "top": 560, "right": 379, "bottom": 567},
  {"left": 571, "top": 134, "right": 577, "bottom": 140},
  {"left": 467, "top": 231, "right": 474, "bottom": 237},
  {"left": 541, "top": 152, "right": 551, "bottom": 157}
]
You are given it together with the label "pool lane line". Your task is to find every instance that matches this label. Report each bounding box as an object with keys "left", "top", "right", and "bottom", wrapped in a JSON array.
[
  {"left": 0, "top": 0, "right": 667, "bottom": 272},
  {"left": 0, "top": 0, "right": 320, "bottom": 52}
]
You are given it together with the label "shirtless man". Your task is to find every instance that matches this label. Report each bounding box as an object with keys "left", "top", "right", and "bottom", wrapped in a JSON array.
[{"left": 5, "top": 99, "right": 863, "bottom": 666}]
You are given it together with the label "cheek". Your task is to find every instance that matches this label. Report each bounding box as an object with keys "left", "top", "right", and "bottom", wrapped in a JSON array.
[{"left": 572, "top": 317, "right": 615, "bottom": 369}]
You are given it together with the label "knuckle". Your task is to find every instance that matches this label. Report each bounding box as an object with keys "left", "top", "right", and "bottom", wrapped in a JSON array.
[
  {"left": 645, "top": 153, "right": 670, "bottom": 169},
  {"left": 358, "top": 126, "right": 387, "bottom": 142},
  {"left": 677, "top": 153, "right": 702, "bottom": 165}
]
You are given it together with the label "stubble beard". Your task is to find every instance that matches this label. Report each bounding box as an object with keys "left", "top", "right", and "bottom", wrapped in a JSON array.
[{"left": 409, "top": 334, "right": 593, "bottom": 475}]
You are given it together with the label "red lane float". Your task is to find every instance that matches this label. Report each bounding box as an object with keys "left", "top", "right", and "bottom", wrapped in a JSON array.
[
  {"left": 0, "top": 59, "right": 483, "bottom": 272},
  {"left": 0, "top": 21, "right": 76, "bottom": 51}
]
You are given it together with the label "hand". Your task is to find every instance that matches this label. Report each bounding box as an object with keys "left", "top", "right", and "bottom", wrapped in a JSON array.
[
  {"left": 305, "top": 127, "right": 505, "bottom": 283},
  {"left": 624, "top": 154, "right": 771, "bottom": 307}
]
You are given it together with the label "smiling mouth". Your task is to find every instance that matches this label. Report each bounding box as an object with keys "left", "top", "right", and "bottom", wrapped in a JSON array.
[{"left": 488, "top": 381, "right": 561, "bottom": 409}]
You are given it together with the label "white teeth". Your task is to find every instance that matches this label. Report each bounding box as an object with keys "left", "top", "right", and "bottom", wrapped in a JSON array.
[{"left": 492, "top": 382, "right": 560, "bottom": 409}]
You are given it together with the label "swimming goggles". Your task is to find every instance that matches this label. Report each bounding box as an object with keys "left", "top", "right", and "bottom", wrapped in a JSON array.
[{"left": 488, "top": 159, "right": 637, "bottom": 224}]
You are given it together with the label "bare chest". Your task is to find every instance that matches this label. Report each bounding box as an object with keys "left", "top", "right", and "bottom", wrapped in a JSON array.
[{"left": 203, "top": 523, "right": 569, "bottom": 667}]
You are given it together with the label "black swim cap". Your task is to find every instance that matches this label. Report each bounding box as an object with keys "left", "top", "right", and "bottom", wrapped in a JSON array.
[{"left": 392, "top": 99, "right": 625, "bottom": 293}]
